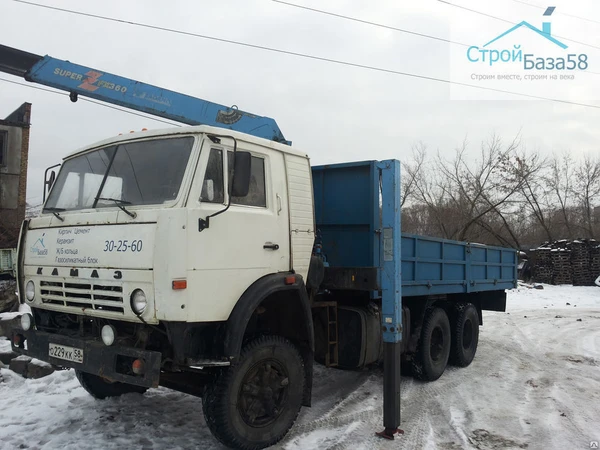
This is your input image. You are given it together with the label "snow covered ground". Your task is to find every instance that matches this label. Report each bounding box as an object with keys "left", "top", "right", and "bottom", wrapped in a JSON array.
[{"left": 1, "top": 285, "right": 599, "bottom": 450}]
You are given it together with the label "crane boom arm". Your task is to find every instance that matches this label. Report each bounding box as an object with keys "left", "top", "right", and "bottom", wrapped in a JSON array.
[{"left": 0, "top": 44, "right": 289, "bottom": 144}]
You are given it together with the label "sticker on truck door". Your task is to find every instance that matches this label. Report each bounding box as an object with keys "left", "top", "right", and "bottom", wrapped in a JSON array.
[{"left": 25, "top": 224, "right": 155, "bottom": 269}]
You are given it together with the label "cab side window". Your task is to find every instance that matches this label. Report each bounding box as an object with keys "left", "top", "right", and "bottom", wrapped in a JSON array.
[
  {"left": 227, "top": 152, "right": 266, "bottom": 207},
  {"left": 200, "top": 148, "right": 224, "bottom": 203}
]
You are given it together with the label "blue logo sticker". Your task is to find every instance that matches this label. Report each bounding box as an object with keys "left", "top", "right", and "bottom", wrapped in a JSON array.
[{"left": 31, "top": 233, "right": 48, "bottom": 256}]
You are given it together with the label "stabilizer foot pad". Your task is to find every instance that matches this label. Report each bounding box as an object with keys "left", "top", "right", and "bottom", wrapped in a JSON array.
[{"left": 376, "top": 428, "right": 404, "bottom": 440}]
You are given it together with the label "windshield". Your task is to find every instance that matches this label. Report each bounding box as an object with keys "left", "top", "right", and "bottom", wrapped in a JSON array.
[{"left": 44, "top": 136, "right": 194, "bottom": 212}]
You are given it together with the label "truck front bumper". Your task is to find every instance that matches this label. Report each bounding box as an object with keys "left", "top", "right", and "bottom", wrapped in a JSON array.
[{"left": 11, "top": 328, "right": 161, "bottom": 388}]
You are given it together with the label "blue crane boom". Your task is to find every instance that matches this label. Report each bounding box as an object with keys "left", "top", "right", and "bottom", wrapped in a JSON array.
[{"left": 0, "top": 45, "right": 289, "bottom": 144}]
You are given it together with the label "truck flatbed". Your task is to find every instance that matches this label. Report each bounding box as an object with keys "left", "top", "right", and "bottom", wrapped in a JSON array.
[{"left": 312, "top": 160, "right": 517, "bottom": 297}]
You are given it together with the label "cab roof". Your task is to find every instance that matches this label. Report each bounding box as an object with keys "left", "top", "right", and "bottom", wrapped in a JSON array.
[{"left": 64, "top": 125, "right": 309, "bottom": 160}]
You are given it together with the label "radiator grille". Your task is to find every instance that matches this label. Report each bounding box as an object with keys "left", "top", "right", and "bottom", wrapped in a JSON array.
[{"left": 40, "top": 280, "right": 124, "bottom": 314}]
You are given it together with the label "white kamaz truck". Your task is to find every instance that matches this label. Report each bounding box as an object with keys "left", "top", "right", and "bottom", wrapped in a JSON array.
[{"left": 3, "top": 45, "right": 517, "bottom": 449}]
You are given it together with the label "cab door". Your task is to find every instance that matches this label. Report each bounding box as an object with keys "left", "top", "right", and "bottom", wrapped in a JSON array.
[{"left": 185, "top": 138, "right": 290, "bottom": 322}]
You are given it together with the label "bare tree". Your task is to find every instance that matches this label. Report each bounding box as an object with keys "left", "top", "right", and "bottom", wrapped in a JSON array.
[
  {"left": 432, "top": 134, "right": 533, "bottom": 244},
  {"left": 406, "top": 144, "right": 459, "bottom": 239},
  {"left": 471, "top": 139, "right": 544, "bottom": 248},
  {"left": 545, "top": 153, "right": 575, "bottom": 239},
  {"left": 401, "top": 143, "right": 426, "bottom": 207},
  {"left": 572, "top": 154, "right": 600, "bottom": 238},
  {"left": 401, "top": 136, "right": 598, "bottom": 249}
]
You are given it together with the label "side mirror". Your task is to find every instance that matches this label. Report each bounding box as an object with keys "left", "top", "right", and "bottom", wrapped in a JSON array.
[
  {"left": 48, "top": 171, "right": 56, "bottom": 189},
  {"left": 43, "top": 164, "right": 61, "bottom": 203},
  {"left": 231, "top": 151, "right": 251, "bottom": 198}
]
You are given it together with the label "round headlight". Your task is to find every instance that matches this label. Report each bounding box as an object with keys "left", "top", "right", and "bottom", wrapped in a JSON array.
[
  {"left": 21, "top": 313, "right": 32, "bottom": 331},
  {"left": 131, "top": 289, "right": 147, "bottom": 315},
  {"left": 101, "top": 324, "right": 116, "bottom": 346},
  {"left": 25, "top": 280, "right": 35, "bottom": 302}
]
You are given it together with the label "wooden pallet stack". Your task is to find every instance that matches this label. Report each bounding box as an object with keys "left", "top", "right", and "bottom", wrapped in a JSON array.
[
  {"left": 531, "top": 247, "right": 553, "bottom": 284},
  {"left": 551, "top": 248, "right": 573, "bottom": 285},
  {"left": 571, "top": 240, "right": 592, "bottom": 286},
  {"left": 590, "top": 244, "right": 600, "bottom": 282},
  {"left": 529, "top": 239, "right": 600, "bottom": 286}
]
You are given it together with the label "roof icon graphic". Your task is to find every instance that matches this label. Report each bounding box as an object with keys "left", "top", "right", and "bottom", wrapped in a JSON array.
[{"left": 483, "top": 7, "right": 567, "bottom": 49}]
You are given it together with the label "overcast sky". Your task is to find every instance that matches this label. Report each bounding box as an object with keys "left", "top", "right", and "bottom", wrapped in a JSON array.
[{"left": 1, "top": 0, "right": 599, "bottom": 206}]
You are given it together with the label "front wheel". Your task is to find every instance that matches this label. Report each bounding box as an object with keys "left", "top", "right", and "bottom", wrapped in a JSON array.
[
  {"left": 412, "top": 307, "right": 451, "bottom": 381},
  {"left": 75, "top": 370, "right": 147, "bottom": 399},
  {"left": 202, "top": 335, "right": 305, "bottom": 450}
]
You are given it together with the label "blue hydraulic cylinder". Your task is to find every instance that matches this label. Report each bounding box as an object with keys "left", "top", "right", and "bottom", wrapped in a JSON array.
[
  {"left": 378, "top": 159, "right": 402, "bottom": 434},
  {"left": 377, "top": 160, "right": 402, "bottom": 344},
  {"left": 26, "top": 55, "right": 289, "bottom": 144}
]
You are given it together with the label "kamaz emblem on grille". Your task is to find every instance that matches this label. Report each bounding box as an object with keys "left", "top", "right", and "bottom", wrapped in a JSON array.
[{"left": 38, "top": 267, "right": 123, "bottom": 280}]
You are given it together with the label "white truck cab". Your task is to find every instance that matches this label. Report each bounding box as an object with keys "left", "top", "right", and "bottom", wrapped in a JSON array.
[
  {"left": 22, "top": 126, "right": 314, "bottom": 323},
  {"left": 15, "top": 126, "right": 317, "bottom": 450}
]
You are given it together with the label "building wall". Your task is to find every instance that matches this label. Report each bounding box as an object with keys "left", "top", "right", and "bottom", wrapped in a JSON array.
[{"left": 0, "top": 103, "right": 31, "bottom": 249}]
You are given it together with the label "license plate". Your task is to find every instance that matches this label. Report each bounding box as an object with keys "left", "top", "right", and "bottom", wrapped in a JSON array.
[{"left": 48, "top": 343, "right": 84, "bottom": 363}]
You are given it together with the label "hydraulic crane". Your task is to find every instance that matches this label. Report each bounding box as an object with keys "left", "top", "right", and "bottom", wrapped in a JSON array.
[{"left": 0, "top": 44, "right": 289, "bottom": 144}]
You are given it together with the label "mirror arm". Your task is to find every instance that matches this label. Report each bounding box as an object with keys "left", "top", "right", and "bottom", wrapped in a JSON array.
[{"left": 198, "top": 134, "right": 238, "bottom": 232}]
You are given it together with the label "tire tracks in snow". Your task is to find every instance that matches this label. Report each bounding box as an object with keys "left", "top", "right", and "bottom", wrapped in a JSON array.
[
  {"left": 283, "top": 368, "right": 464, "bottom": 449},
  {"left": 283, "top": 306, "right": 600, "bottom": 449},
  {"left": 488, "top": 312, "right": 595, "bottom": 448}
]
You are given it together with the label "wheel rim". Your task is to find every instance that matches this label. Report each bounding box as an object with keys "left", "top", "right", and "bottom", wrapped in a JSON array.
[
  {"left": 238, "top": 359, "right": 290, "bottom": 427},
  {"left": 462, "top": 319, "right": 473, "bottom": 350},
  {"left": 430, "top": 326, "right": 444, "bottom": 362}
]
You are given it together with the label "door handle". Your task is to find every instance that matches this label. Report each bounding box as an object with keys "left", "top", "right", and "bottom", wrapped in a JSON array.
[
  {"left": 263, "top": 243, "right": 280, "bottom": 250},
  {"left": 276, "top": 194, "right": 282, "bottom": 215}
]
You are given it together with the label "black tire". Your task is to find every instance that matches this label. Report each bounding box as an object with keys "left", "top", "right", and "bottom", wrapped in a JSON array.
[
  {"left": 75, "top": 370, "right": 147, "bottom": 399},
  {"left": 449, "top": 303, "right": 479, "bottom": 367},
  {"left": 412, "top": 307, "right": 451, "bottom": 381},
  {"left": 202, "top": 335, "right": 305, "bottom": 450}
]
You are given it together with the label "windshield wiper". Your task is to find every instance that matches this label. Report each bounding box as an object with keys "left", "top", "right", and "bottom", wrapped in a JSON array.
[
  {"left": 44, "top": 207, "right": 65, "bottom": 222},
  {"left": 95, "top": 197, "right": 137, "bottom": 218}
]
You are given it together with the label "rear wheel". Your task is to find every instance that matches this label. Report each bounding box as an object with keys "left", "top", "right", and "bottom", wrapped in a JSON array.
[
  {"left": 449, "top": 303, "right": 479, "bottom": 367},
  {"left": 202, "top": 335, "right": 305, "bottom": 450},
  {"left": 412, "top": 307, "right": 451, "bottom": 381},
  {"left": 75, "top": 370, "right": 147, "bottom": 399}
]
